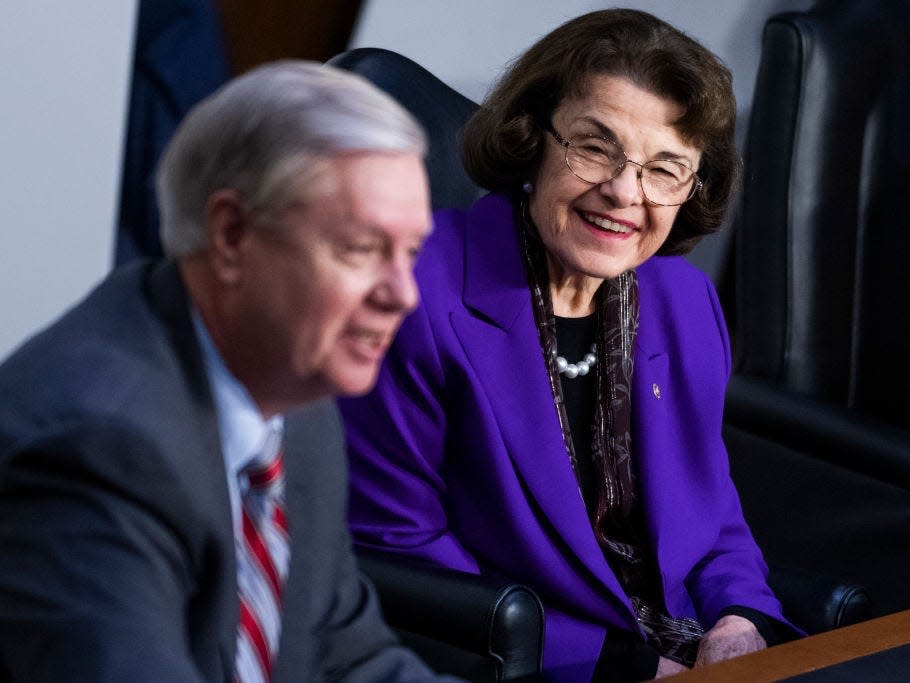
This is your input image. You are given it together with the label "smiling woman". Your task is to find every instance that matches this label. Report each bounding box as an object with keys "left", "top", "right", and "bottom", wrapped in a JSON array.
[
  {"left": 528, "top": 75, "right": 701, "bottom": 316},
  {"left": 338, "top": 9, "right": 798, "bottom": 682}
]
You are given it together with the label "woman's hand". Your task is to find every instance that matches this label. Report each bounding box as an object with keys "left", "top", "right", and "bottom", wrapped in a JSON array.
[
  {"left": 694, "top": 614, "right": 766, "bottom": 666},
  {"left": 655, "top": 656, "right": 689, "bottom": 677}
]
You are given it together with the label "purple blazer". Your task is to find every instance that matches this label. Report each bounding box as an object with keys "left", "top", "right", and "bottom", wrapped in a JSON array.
[{"left": 339, "top": 194, "right": 788, "bottom": 680}]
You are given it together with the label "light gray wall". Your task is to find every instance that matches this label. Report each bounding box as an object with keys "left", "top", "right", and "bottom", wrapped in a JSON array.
[
  {"left": 352, "top": 0, "right": 811, "bottom": 116},
  {"left": 0, "top": 2, "right": 137, "bottom": 359},
  {"left": 0, "top": 1, "right": 812, "bottom": 361},
  {"left": 350, "top": 0, "right": 813, "bottom": 279}
]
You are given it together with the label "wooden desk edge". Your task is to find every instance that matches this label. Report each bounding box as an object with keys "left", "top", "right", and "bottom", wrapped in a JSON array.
[{"left": 658, "top": 609, "right": 910, "bottom": 682}]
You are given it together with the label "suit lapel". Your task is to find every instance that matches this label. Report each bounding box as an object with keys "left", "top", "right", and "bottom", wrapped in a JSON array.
[
  {"left": 147, "top": 260, "right": 238, "bottom": 675},
  {"left": 451, "top": 197, "right": 622, "bottom": 592},
  {"left": 274, "top": 407, "right": 312, "bottom": 677}
]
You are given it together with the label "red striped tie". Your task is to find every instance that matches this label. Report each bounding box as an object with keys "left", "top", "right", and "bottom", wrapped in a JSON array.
[{"left": 234, "top": 451, "right": 289, "bottom": 683}]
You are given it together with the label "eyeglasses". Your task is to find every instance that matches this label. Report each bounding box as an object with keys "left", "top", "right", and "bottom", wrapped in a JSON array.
[{"left": 549, "top": 129, "right": 702, "bottom": 207}]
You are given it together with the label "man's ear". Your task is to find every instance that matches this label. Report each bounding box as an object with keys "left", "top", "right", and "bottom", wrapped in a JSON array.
[{"left": 204, "top": 189, "right": 249, "bottom": 285}]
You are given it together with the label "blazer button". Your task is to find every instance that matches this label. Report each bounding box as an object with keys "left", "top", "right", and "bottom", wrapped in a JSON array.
[{"left": 652, "top": 383, "right": 661, "bottom": 399}]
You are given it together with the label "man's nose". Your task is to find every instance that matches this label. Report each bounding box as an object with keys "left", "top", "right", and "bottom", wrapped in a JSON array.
[{"left": 373, "top": 258, "right": 420, "bottom": 312}]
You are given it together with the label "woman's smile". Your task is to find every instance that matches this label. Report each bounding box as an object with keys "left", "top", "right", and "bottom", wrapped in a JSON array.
[{"left": 578, "top": 210, "right": 637, "bottom": 236}]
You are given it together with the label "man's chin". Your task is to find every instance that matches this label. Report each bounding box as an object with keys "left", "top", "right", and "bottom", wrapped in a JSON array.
[{"left": 327, "top": 367, "right": 382, "bottom": 398}]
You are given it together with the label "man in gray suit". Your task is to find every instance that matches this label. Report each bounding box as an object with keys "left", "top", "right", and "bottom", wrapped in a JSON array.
[{"left": 0, "top": 61, "right": 450, "bottom": 682}]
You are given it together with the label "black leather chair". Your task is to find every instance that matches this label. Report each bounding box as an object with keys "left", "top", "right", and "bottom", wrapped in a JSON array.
[
  {"left": 726, "top": 0, "right": 910, "bottom": 621},
  {"left": 327, "top": 43, "right": 874, "bottom": 679},
  {"left": 734, "top": 0, "right": 910, "bottom": 420},
  {"left": 327, "top": 47, "right": 484, "bottom": 212}
]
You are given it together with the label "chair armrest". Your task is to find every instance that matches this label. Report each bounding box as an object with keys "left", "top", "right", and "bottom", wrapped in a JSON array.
[
  {"left": 726, "top": 375, "right": 910, "bottom": 488},
  {"left": 356, "top": 548, "right": 544, "bottom": 681},
  {"left": 725, "top": 375, "right": 909, "bottom": 624},
  {"left": 768, "top": 564, "right": 872, "bottom": 635}
]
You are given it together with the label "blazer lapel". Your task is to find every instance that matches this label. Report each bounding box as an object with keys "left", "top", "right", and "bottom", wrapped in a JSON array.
[
  {"left": 631, "top": 270, "right": 702, "bottom": 593},
  {"left": 451, "top": 197, "right": 622, "bottom": 592}
]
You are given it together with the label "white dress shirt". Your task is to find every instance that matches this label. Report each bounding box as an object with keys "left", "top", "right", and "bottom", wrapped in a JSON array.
[{"left": 191, "top": 310, "right": 284, "bottom": 538}]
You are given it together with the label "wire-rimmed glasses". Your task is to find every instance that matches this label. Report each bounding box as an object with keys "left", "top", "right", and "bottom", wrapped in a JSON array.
[{"left": 549, "top": 129, "right": 702, "bottom": 207}]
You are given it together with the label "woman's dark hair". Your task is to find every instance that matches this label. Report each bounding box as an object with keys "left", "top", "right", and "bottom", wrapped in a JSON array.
[{"left": 462, "top": 9, "right": 738, "bottom": 254}]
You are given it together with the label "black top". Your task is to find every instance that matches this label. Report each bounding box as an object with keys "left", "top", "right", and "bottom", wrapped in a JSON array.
[{"left": 555, "top": 314, "right": 598, "bottom": 506}]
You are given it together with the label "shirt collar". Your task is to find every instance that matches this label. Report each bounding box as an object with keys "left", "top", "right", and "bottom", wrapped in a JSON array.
[{"left": 190, "top": 308, "right": 284, "bottom": 479}]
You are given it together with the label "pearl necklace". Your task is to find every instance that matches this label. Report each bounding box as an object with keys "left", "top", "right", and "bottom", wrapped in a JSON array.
[{"left": 554, "top": 344, "right": 597, "bottom": 379}]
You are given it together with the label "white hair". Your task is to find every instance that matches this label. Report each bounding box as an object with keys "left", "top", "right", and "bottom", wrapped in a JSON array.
[{"left": 156, "top": 60, "right": 427, "bottom": 257}]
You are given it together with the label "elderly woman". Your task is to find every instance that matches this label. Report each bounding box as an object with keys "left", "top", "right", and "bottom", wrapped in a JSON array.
[{"left": 339, "top": 9, "right": 796, "bottom": 681}]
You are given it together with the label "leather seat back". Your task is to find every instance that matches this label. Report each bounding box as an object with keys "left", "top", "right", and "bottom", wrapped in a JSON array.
[
  {"left": 735, "top": 0, "right": 910, "bottom": 428},
  {"left": 327, "top": 47, "right": 483, "bottom": 212}
]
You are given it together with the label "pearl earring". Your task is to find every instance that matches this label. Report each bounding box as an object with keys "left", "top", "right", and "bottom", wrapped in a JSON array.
[{"left": 522, "top": 181, "right": 534, "bottom": 194}]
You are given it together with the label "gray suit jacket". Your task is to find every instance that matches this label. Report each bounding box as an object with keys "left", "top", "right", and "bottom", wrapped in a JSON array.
[{"left": 0, "top": 260, "right": 447, "bottom": 682}]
